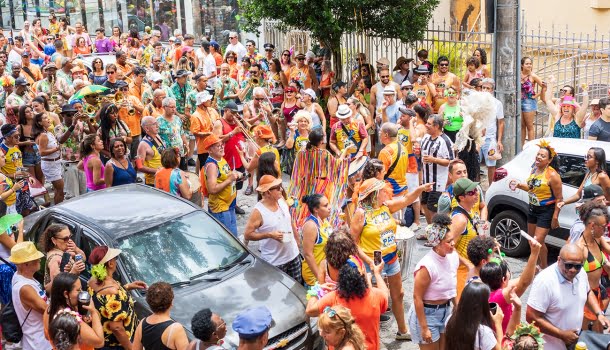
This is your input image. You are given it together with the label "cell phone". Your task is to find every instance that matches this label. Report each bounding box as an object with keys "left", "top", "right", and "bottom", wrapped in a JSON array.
[
  {"left": 59, "top": 252, "right": 72, "bottom": 272},
  {"left": 374, "top": 250, "right": 382, "bottom": 266},
  {"left": 520, "top": 230, "right": 536, "bottom": 242},
  {"left": 8, "top": 37, "right": 14, "bottom": 45},
  {"left": 55, "top": 34, "right": 59, "bottom": 39}
]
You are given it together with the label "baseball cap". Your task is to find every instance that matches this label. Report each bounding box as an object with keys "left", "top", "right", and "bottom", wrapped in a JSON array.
[
  {"left": 149, "top": 72, "right": 164, "bottom": 82},
  {"left": 232, "top": 306, "right": 273, "bottom": 340},
  {"left": 453, "top": 178, "right": 479, "bottom": 197},
  {"left": 582, "top": 184, "right": 605, "bottom": 201},
  {"left": 224, "top": 101, "right": 239, "bottom": 112},
  {"left": 196, "top": 91, "right": 213, "bottom": 105}
]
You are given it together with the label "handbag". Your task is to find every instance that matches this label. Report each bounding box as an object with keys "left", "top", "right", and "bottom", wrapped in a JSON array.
[{"left": 0, "top": 256, "right": 31, "bottom": 343}]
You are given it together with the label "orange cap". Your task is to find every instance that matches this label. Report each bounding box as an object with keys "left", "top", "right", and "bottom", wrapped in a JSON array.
[
  {"left": 252, "top": 124, "right": 276, "bottom": 143},
  {"left": 202, "top": 134, "right": 222, "bottom": 151}
]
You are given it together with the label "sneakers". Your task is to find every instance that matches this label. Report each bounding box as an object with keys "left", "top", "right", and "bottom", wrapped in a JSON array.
[
  {"left": 244, "top": 186, "right": 254, "bottom": 196},
  {"left": 410, "top": 223, "right": 421, "bottom": 232},
  {"left": 380, "top": 313, "right": 391, "bottom": 322},
  {"left": 187, "top": 158, "right": 196, "bottom": 167},
  {"left": 395, "top": 331, "right": 412, "bottom": 341},
  {"left": 235, "top": 206, "right": 246, "bottom": 215}
]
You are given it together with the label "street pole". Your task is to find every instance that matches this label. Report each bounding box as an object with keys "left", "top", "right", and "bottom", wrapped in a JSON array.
[{"left": 494, "top": 0, "right": 521, "bottom": 163}]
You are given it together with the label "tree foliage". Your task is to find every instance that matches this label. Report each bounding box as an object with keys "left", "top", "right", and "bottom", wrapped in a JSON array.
[{"left": 239, "top": 0, "right": 440, "bottom": 48}]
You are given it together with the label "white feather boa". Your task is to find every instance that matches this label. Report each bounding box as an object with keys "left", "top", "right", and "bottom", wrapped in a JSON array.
[{"left": 453, "top": 91, "right": 497, "bottom": 152}]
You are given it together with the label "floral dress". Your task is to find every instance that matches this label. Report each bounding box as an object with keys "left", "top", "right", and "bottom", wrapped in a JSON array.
[{"left": 90, "top": 283, "right": 138, "bottom": 347}]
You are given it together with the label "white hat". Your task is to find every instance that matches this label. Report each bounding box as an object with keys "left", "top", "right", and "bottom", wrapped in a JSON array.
[
  {"left": 302, "top": 88, "right": 316, "bottom": 100},
  {"left": 149, "top": 72, "right": 164, "bottom": 82},
  {"left": 336, "top": 104, "right": 352, "bottom": 119},
  {"left": 196, "top": 91, "right": 213, "bottom": 105},
  {"left": 383, "top": 86, "right": 396, "bottom": 95},
  {"left": 169, "top": 36, "right": 176, "bottom": 42},
  {"left": 591, "top": 99, "right": 600, "bottom": 105},
  {"left": 400, "top": 80, "right": 412, "bottom": 88}
]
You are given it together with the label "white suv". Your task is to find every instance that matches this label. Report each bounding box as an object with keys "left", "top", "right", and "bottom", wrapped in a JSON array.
[{"left": 485, "top": 137, "right": 610, "bottom": 256}]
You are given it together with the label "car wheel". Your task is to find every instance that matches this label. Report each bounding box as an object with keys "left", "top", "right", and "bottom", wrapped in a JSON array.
[{"left": 490, "top": 210, "right": 529, "bottom": 257}]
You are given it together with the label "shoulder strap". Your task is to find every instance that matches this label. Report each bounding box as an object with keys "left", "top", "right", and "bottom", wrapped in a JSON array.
[
  {"left": 0, "top": 257, "right": 16, "bottom": 271},
  {"left": 340, "top": 122, "right": 358, "bottom": 146},
  {"left": 21, "top": 66, "right": 36, "bottom": 80},
  {"left": 384, "top": 142, "right": 402, "bottom": 180},
  {"left": 453, "top": 205, "right": 475, "bottom": 228}
]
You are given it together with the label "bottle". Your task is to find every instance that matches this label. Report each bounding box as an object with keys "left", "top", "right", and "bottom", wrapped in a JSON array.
[{"left": 575, "top": 342, "right": 588, "bottom": 350}]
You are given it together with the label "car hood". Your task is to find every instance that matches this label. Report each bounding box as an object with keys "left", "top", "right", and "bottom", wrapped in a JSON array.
[{"left": 168, "top": 257, "right": 308, "bottom": 346}]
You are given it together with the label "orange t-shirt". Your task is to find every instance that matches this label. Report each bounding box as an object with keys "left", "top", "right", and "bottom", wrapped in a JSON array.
[
  {"left": 119, "top": 95, "right": 144, "bottom": 136},
  {"left": 317, "top": 288, "right": 388, "bottom": 350},
  {"left": 190, "top": 107, "right": 219, "bottom": 154}
]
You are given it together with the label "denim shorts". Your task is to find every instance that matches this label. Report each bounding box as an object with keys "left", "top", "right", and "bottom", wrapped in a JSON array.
[
  {"left": 365, "top": 258, "right": 401, "bottom": 279},
  {"left": 209, "top": 208, "right": 238, "bottom": 237},
  {"left": 480, "top": 138, "right": 497, "bottom": 167},
  {"left": 22, "top": 148, "right": 41, "bottom": 167},
  {"left": 407, "top": 303, "right": 452, "bottom": 344},
  {"left": 521, "top": 97, "right": 537, "bottom": 112}
]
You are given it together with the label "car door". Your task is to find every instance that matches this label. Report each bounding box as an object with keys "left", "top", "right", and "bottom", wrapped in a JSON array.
[{"left": 553, "top": 154, "right": 589, "bottom": 243}]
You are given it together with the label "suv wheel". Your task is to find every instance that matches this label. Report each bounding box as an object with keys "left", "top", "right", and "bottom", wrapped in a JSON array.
[{"left": 490, "top": 210, "right": 529, "bottom": 257}]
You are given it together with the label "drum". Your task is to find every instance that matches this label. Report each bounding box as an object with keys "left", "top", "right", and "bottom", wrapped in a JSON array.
[
  {"left": 185, "top": 172, "right": 202, "bottom": 207},
  {"left": 395, "top": 226, "right": 416, "bottom": 282}
]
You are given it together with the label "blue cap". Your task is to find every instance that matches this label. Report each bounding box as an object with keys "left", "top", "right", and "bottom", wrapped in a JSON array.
[{"left": 232, "top": 306, "right": 273, "bottom": 340}]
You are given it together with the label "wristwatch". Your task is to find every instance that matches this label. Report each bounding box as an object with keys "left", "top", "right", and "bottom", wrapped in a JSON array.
[{"left": 597, "top": 311, "right": 604, "bottom": 317}]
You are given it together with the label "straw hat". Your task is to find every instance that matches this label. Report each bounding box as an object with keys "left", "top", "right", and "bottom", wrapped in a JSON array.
[
  {"left": 99, "top": 248, "right": 122, "bottom": 265},
  {"left": 253, "top": 125, "right": 277, "bottom": 143},
  {"left": 256, "top": 175, "right": 282, "bottom": 192},
  {"left": 9, "top": 241, "right": 44, "bottom": 264},
  {"left": 357, "top": 178, "right": 386, "bottom": 201},
  {"left": 202, "top": 134, "right": 222, "bottom": 151}
]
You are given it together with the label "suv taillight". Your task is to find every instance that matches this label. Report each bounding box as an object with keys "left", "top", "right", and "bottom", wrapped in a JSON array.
[{"left": 494, "top": 167, "right": 507, "bottom": 182}]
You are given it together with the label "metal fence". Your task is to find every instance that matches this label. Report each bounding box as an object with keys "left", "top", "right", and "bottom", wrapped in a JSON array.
[{"left": 262, "top": 18, "right": 610, "bottom": 137}]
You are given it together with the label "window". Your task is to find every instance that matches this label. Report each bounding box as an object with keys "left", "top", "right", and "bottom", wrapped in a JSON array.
[{"left": 557, "top": 154, "right": 587, "bottom": 188}]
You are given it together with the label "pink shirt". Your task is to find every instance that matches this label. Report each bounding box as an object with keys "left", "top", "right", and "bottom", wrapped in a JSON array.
[
  {"left": 413, "top": 250, "right": 459, "bottom": 300},
  {"left": 489, "top": 288, "right": 511, "bottom": 332},
  {"left": 83, "top": 154, "right": 106, "bottom": 191}
]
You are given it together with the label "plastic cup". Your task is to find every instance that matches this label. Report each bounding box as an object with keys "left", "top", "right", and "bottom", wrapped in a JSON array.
[
  {"left": 489, "top": 302, "right": 498, "bottom": 315},
  {"left": 282, "top": 232, "right": 292, "bottom": 243}
]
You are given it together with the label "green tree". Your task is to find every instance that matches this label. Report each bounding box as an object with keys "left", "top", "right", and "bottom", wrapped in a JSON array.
[{"left": 239, "top": 0, "right": 440, "bottom": 77}]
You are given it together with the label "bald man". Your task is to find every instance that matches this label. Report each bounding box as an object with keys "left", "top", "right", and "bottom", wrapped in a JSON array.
[{"left": 526, "top": 244, "right": 610, "bottom": 349}]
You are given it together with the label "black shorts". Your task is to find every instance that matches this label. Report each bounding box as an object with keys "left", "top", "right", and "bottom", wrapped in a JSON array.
[
  {"left": 421, "top": 191, "right": 442, "bottom": 212},
  {"left": 197, "top": 153, "right": 209, "bottom": 170},
  {"left": 527, "top": 204, "right": 555, "bottom": 229},
  {"left": 235, "top": 165, "right": 245, "bottom": 190}
]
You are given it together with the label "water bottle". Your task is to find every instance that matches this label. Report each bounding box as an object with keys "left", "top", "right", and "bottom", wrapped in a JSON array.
[{"left": 575, "top": 342, "right": 588, "bottom": 350}]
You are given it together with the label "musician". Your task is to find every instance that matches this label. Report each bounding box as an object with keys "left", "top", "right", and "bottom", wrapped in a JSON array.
[
  {"left": 116, "top": 81, "right": 145, "bottom": 157},
  {"left": 215, "top": 63, "right": 239, "bottom": 111},
  {"left": 115, "top": 50, "right": 133, "bottom": 81},
  {"left": 243, "top": 87, "right": 274, "bottom": 127},
  {"left": 236, "top": 124, "right": 280, "bottom": 195},
  {"left": 329, "top": 104, "right": 368, "bottom": 159},
  {"left": 56, "top": 58, "right": 74, "bottom": 85},
  {"left": 35, "top": 63, "right": 72, "bottom": 103},
  {"left": 56, "top": 104, "right": 89, "bottom": 198},
  {"left": 137, "top": 116, "right": 167, "bottom": 186},
  {"left": 102, "top": 64, "right": 122, "bottom": 91},
  {"left": 220, "top": 101, "right": 246, "bottom": 215},
  {"left": 130, "top": 66, "right": 153, "bottom": 106},
  {"left": 143, "top": 89, "right": 166, "bottom": 118},
  {"left": 170, "top": 69, "right": 195, "bottom": 166},
  {"left": 190, "top": 91, "right": 221, "bottom": 169},
  {"left": 289, "top": 52, "right": 317, "bottom": 91},
  {"left": 238, "top": 63, "right": 264, "bottom": 104},
  {"left": 148, "top": 72, "right": 174, "bottom": 101},
  {"left": 70, "top": 66, "right": 87, "bottom": 84},
  {"left": 19, "top": 51, "right": 42, "bottom": 86},
  {"left": 6, "top": 77, "right": 31, "bottom": 124}
]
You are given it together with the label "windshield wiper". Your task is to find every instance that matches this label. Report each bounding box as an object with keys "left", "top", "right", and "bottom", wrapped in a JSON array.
[
  {"left": 171, "top": 276, "right": 222, "bottom": 287},
  {"left": 189, "top": 259, "right": 251, "bottom": 281}
]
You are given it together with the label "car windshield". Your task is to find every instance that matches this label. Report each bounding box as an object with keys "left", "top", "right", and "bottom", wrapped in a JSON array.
[{"left": 117, "top": 211, "right": 246, "bottom": 284}]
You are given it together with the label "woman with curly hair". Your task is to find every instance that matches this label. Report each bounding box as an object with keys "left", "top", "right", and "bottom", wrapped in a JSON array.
[
  {"left": 473, "top": 48, "right": 490, "bottom": 78},
  {"left": 318, "top": 305, "right": 366, "bottom": 350},
  {"left": 132, "top": 282, "right": 189, "bottom": 350},
  {"left": 317, "top": 226, "right": 359, "bottom": 288},
  {"left": 306, "top": 248, "right": 388, "bottom": 350},
  {"left": 88, "top": 246, "right": 147, "bottom": 350},
  {"left": 44, "top": 272, "right": 104, "bottom": 350}
]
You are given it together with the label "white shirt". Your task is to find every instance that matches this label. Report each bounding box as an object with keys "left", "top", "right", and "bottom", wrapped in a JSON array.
[
  {"left": 203, "top": 54, "right": 217, "bottom": 89},
  {"left": 8, "top": 48, "right": 21, "bottom": 65},
  {"left": 414, "top": 249, "right": 459, "bottom": 300},
  {"left": 527, "top": 263, "right": 589, "bottom": 350},
  {"left": 12, "top": 273, "right": 51, "bottom": 350},
  {"left": 225, "top": 42, "right": 247, "bottom": 62},
  {"left": 474, "top": 325, "right": 497, "bottom": 350},
  {"left": 254, "top": 199, "right": 300, "bottom": 266},
  {"left": 484, "top": 97, "right": 504, "bottom": 140},
  {"left": 196, "top": 49, "right": 206, "bottom": 71},
  {"left": 421, "top": 133, "right": 454, "bottom": 192}
]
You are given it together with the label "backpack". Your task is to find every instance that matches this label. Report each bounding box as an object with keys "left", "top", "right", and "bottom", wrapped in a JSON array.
[{"left": 0, "top": 257, "right": 31, "bottom": 343}]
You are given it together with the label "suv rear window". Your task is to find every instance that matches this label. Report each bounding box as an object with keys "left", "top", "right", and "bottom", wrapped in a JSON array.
[{"left": 557, "top": 154, "right": 610, "bottom": 188}]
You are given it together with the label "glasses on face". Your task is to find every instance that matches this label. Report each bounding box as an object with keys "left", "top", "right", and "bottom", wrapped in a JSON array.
[
  {"left": 296, "top": 58, "right": 305, "bottom": 61},
  {"left": 269, "top": 185, "right": 282, "bottom": 192},
  {"left": 249, "top": 70, "right": 258, "bottom": 75},
  {"left": 402, "top": 87, "right": 413, "bottom": 91},
  {"left": 265, "top": 49, "right": 273, "bottom": 52},
  {"left": 107, "top": 71, "right": 116, "bottom": 74},
  {"left": 561, "top": 258, "right": 583, "bottom": 271},
  {"left": 439, "top": 63, "right": 449, "bottom": 67},
  {"left": 465, "top": 188, "right": 478, "bottom": 196},
  {"left": 255, "top": 97, "right": 264, "bottom": 101},
  {"left": 229, "top": 36, "right": 237, "bottom": 39},
  {"left": 282, "top": 53, "right": 289, "bottom": 57},
  {"left": 380, "top": 75, "right": 389, "bottom": 79},
  {"left": 54, "top": 234, "right": 73, "bottom": 242},
  {"left": 447, "top": 92, "right": 457, "bottom": 97}
]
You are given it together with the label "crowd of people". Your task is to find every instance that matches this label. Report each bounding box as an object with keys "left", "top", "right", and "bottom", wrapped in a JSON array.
[{"left": 0, "top": 16, "right": 609, "bottom": 350}]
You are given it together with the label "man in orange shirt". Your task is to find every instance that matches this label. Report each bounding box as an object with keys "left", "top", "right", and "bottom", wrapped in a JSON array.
[
  {"left": 116, "top": 81, "right": 145, "bottom": 157},
  {"left": 143, "top": 88, "right": 166, "bottom": 118},
  {"left": 190, "top": 91, "right": 221, "bottom": 171}
]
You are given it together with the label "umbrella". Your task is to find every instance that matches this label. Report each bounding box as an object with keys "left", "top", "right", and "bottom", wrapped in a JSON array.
[{"left": 68, "top": 85, "right": 110, "bottom": 103}]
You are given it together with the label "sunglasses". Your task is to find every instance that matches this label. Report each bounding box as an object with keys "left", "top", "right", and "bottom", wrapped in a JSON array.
[
  {"left": 249, "top": 70, "right": 259, "bottom": 74},
  {"left": 561, "top": 259, "right": 583, "bottom": 271},
  {"left": 323, "top": 307, "right": 347, "bottom": 327},
  {"left": 255, "top": 97, "right": 264, "bottom": 101},
  {"left": 282, "top": 53, "right": 290, "bottom": 57},
  {"left": 465, "top": 189, "right": 478, "bottom": 196},
  {"left": 54, "top": 234, "right": 74, "bottom": 242},
  {"left": 439, "top": 63, "right": 449, "bottom": 67},
  {"left": 447, "top": 92, "right": 457, "bottom": 97},
  {"left": 401, "top": 87, "right": 413, "bottom": 91},
  {"left": 265, "top": 49, "right": 273, "bottom": 52},
  {"left": 269, "top": 185, "right": 282, "bottom": 191},
  {"left": 380, "top": 75, "right": 390, "bottom": 79},
  {"left": 229, "top": 36, "right": 237, "bottom": 39},
  {"left": 296, "top": 58, "right": 305, "bottom": 61},
  {"left": 107, "top": 71, "right": 116, "bottom": 74}
]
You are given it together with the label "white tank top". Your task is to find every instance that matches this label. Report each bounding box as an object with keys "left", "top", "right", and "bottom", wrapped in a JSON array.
[
  {"left": 12, "top": 273, "right": 51, "bottom": 350},
  {"left": 374, "top": 82, "right": 385, "bottom": 108},
  {"left": 254, "top": 199, "right": 300, "bottom": 266},
  {"left": 42, "top": 131, "right": 61, "bottom": 159},
  {"left": 304, "top": 104, "right": 322, "bottom": 128}
]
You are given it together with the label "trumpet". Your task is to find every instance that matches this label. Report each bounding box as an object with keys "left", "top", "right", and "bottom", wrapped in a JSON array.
[
  {"left": 249, "top": 76, "right": 260, "bottom": 85},
  {"left": 85, "top": 104, "right": 97, "bottom": 115}
]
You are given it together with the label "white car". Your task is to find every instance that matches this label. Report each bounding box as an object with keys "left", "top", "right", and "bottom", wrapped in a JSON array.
[{"left": 485, "top": 137, "right": 610, "bottom": 256}]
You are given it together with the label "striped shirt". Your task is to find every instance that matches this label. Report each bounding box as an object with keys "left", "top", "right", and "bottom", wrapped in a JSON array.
[{"left": 421, "top": 133, "right": 454, "bottom": 192}]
